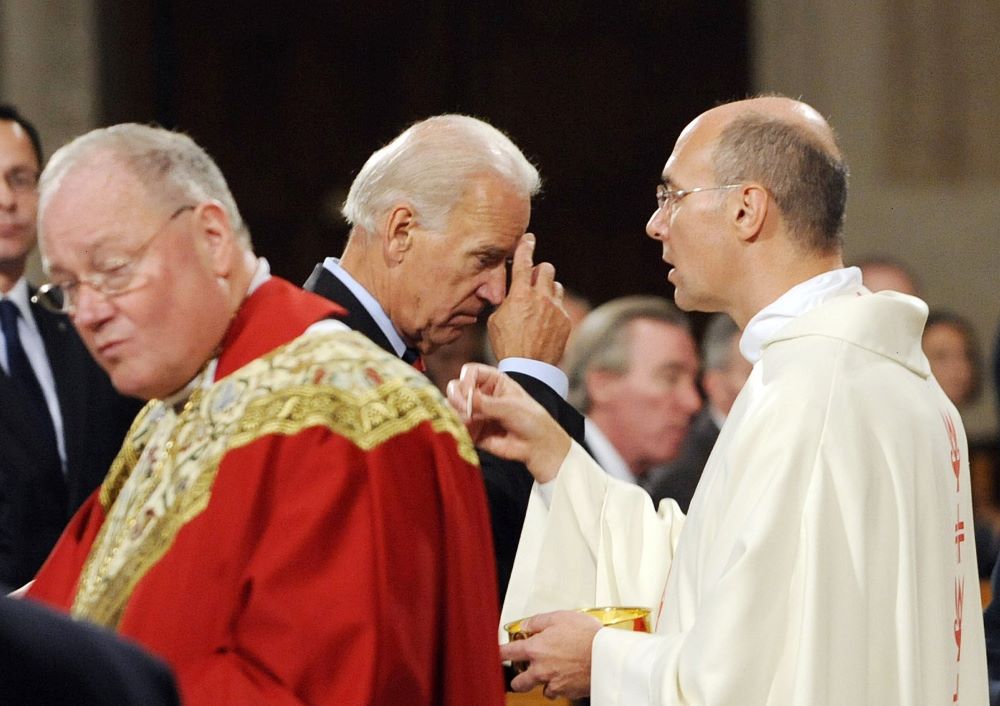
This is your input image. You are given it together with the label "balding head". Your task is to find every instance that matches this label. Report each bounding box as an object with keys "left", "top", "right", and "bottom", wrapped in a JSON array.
[
  {"left": 700, "top": 97, "right": 848, "bottom": 253},
  {"left": 647, "top": 96, "right": 849, "bottom": 323},
  {"left": 696, "top": 97, "right": 840, "bottom": 156}
]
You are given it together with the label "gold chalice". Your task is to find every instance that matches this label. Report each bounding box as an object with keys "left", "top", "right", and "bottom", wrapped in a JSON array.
[{"left": 504, "top": 606, "right": 651, "bottom": 673}]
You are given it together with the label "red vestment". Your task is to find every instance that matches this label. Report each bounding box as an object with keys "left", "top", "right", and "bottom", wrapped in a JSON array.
[{"left": 28, "top": 277, "right": 504, "bottom": 705}]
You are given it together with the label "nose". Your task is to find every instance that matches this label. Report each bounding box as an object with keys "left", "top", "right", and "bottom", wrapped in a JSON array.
[
  {"left": 0, "top": 179, "right": 16, "bottom": 211},
  {"left": 679, "top": 378, "right": 702, "bottom": 417},
  {"left": 70, "top": 283, "right": 115, "bottom": 330},
  {"left": 646, "top": 207, "right": 668, "bottom": 241},
  {"left": 476, "top": 265, "right": 507, "bottom": 306}
]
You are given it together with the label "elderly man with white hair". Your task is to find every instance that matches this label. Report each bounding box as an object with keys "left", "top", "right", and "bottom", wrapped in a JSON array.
[
  {"left": 24, "top": 123, "right": 506, "bottom": 705},
  {"left": 305, "top": 114, "right": 584, "bottom": 603}
]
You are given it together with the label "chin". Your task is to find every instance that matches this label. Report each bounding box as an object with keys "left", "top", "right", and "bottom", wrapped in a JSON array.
[
  {"left": 109, "top": 377, "right": 147, "bottom": 401},
  {"left": 430, "top": 327, "right": 464, "bottom": 348},
  {"left": 672, "top": 288, "right": 709, "bottom": 314},
  {"left": 654, "top": 438, "right": 685, "bottom": 462},
  {"left": 109, "top": 367, "right": 161, "bottom": 401},
  {"left": 671, "top": 286, "right": 692, "bottom": 310}
]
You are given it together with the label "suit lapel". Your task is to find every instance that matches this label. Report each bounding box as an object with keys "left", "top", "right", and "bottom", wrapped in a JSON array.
[
  {"left": 0, "top": 370, "right": 51, "bottom": 459},
  {"left": 304, "top": 265, "right": 397, "bottom": 357},
  {"left": 0, "top": 301, "right": 63, "bottom": 482}
]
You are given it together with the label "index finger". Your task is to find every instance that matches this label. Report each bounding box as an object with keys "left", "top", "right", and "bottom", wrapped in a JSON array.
[
  {"left": 499, "top": 637, "right": 530, "bottom": 662},
  {"left": 459, "top": 362, "right": 504, "bottom": 395},
  {"left": 508, "top": 232, "right": 536, "bottom": 291}
]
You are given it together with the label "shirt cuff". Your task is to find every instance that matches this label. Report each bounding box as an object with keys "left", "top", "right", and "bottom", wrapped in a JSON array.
[{"left": 497, "top": 358, "right": 568, "bottom": 399}]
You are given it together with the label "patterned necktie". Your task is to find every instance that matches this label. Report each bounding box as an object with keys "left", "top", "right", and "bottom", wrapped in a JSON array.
[
  {"left": 0, "top": 300, "right": 58, "bottom": 451},
  {"left": 402, "top": 346, "right": 426, "bottom": 372}
]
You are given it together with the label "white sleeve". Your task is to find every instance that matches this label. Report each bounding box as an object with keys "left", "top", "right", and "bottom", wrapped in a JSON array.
[{"left": 501, "top": 442, "right": 684, "bottom": 638}]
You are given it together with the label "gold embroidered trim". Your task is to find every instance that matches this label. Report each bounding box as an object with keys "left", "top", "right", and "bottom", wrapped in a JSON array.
[
  {"left": 99, "top": 403, "right": 155, "bottom": 510},
  {"left": 73, "top": 330, "right": 476, "bottom": 628}
]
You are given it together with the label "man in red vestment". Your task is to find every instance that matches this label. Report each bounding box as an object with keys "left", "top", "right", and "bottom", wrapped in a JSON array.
[{"left": 23, "top": 124, "right": 504, "bottom": 705}]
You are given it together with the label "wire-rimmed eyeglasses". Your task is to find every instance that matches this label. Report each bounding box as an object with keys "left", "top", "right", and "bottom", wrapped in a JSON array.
[
  {"left": 655, "top": 183, "right": 743, "bottom": 213},
  {"left": 32, "top": 205, "right": 194, "bottom": 315}
]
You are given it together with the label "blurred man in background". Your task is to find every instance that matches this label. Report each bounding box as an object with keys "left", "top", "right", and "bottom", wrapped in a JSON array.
[
  {"left": 644, "top": 313, "right": 751, "bottom": 511},
  {"left": 0, "top": 104, "right": 139, "bottom": 588},
  {"left": 564, "top": 295, "right": 700, "bottom": 487}
]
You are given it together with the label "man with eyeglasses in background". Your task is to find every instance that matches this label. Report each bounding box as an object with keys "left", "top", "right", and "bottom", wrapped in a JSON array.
[
  {"left": 449, "top": 95, "right": 987, "bottom": 704},
  {"left": 0, "top": 105, "right": 140, "bottom": 591},
  {"left": 23, "top": 123, "right": 505, "bottom": 705}
]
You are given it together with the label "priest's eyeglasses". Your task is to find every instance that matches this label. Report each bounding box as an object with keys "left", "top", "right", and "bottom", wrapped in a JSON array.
[
  {"left": 655, "top": 183, "right": 743, "bottom": 214},
  {"left": 32, "top": 205, "right": 194, "bottom": 315}
]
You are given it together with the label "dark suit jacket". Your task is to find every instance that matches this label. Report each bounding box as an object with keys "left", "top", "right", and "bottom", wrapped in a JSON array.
[
  {"left": 642, "top": 407, "right": 720, "bottom": 513},
  {"left": 0, "top": 297, "right": 142, "bottom": 587},
  {"left": 304, "top": 264, "right": 586, "bottom": 601},
  {"left": 0, "top": 596, "right": 179, "bottom": 706}
]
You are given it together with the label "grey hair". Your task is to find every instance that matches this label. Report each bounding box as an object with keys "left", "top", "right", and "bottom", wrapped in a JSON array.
[
  {"left": 566, "top": 296, "right": 690, "bottom": 413},
  {"left": 700, "top": 314, "right": 741, "bottom": 371},
  {"left": 38, "top": 123, "right": 251, "bottom": 247},
  {"left": 712, "top": 113, "right": 848, "bottom": 253},
  {"left": 342, "top": 114, "right": 540, "bottom": 235}
]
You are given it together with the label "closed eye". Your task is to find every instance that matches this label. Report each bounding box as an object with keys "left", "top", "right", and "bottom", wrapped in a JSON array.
[{"left": 474, "top": 250, "right": 508, "bottom": 270}]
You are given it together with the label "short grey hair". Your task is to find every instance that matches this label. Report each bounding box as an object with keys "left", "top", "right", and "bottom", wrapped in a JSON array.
[
  {"left": 712, "top": 113, "right": 848, "bottom": 253},
  {"left": 38, "top": 123, "right": 251, "bottom": 247},
  {"left": 700, "top": 314, "right": 741, "bottom": 371},
  {"left": 566, "top": 296, "right": 690, "bottom": 413},
  {"left": 342, "top": 114, "right": 541, "bottom": 235}
]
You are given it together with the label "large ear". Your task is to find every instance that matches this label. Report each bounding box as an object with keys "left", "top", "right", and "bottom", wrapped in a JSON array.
[
  {"left": 732, "top": 184, "right": 769, "bottom": 243},
  {"left": 194, "top": 200, "right": 238, "bottom": 277},
  {"left": 382, "top": 204, "right": 418, "bottom": 266}
]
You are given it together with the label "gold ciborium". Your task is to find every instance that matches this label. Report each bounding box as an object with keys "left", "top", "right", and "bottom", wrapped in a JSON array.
[{"left": 504, "top": 606, "right": 651, "bottom": 673}]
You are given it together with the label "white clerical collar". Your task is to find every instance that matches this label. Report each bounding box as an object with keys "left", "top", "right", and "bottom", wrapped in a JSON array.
[
  {"left": 163, "top": 257, "right": 271, "bottom": 409},
  {"left": 739, "top": 266, "right": 862, "bottom": 364},
  {"left": 585, "top": 417, "right": 637, "bottom": 485},
  {"left": 321, "top": 257, "right": 408, "bottom": 358},
  {"left": 246, "top": 256, "right": 271, "bottom": 295}
]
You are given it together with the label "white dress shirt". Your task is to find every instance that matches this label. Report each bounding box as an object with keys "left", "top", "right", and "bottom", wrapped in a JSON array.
[{"left": 584, "top": 418, "right": 636, "bottom": 484}]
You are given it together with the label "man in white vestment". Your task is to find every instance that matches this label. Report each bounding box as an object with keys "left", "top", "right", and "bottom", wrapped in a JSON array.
[{"left": 447, "top": 96, "right": 988, "bottom": 705}]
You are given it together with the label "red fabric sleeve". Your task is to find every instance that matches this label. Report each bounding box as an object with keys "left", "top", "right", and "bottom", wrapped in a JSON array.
[{"left": 28, "top": 495, "right": 107, "bottom": 610}]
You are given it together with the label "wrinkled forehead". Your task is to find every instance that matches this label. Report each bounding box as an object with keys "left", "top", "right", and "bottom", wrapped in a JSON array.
[
  {"left": 627, "top": 318, "right": 698, "bottom": 362},
  {"left": 39, "top": 161, "right": 160, "bottom": 266},
  {"left": 447, "top": 174, "right": 530, "bottom": 243}
]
